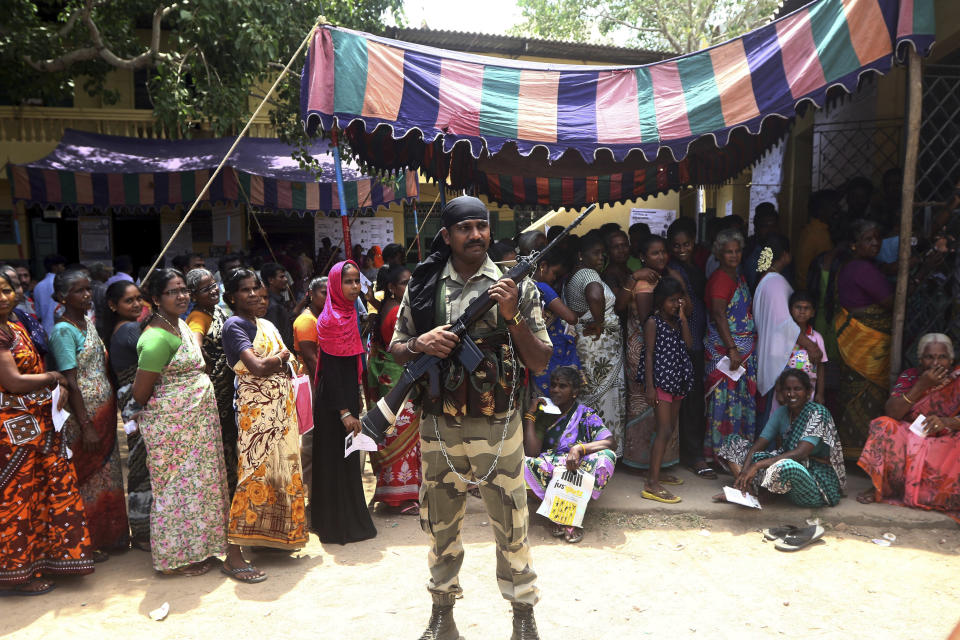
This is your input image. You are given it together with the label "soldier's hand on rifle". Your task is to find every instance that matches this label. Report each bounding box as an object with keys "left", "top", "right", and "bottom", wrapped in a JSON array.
[
  {"left": 415, "top": 324, "right": 459, "bottom": 358},
  {"left": 489, "top": 278, "right": 520, "bottom": 321}
]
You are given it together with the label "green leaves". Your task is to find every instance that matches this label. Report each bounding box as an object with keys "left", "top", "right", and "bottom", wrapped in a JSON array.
[
  {"left": 511, "top": 0, "right": 780, "bottom": 54},
  {"left": 3, "top": 0, "right": 404, "bottom": 148}
]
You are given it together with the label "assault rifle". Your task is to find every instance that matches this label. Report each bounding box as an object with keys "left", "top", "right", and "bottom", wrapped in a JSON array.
[{"left": 360, "top": 203, "right": 598, "bottom": 444}]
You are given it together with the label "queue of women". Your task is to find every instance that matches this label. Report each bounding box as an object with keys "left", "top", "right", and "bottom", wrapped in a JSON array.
[{"left": 2, "top": 206, "right": 959, "bottom": 594}]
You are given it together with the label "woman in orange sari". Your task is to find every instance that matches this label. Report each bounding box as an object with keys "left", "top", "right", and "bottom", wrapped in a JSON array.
[
  {"left": 857, "top": 333, "right": 960, "bottom": 522},
  {"left": 0, "top": 269, "right": 93, "bottom": 594}
]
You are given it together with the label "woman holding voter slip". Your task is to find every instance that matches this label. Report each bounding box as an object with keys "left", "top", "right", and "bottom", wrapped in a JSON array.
[
  {"left": 310, "top": 260, "right": 377, "bottom": 545},
  {"left": 523, "top": 366, "right": 616, "bottom": 544}
]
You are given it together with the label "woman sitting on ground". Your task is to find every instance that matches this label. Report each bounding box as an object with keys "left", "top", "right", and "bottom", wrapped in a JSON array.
[
  {"left": 523, "top": 366, "right": 616, "bottom": 544},
  {"left": 857, "top": 333, "right": 960, "bottom": 522},
  {"left": 715, "top": 369, "right": 846, "bottom": 507}
]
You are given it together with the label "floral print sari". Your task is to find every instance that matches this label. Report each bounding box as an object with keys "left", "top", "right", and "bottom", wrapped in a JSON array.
[{"left": 228, "top": 318, "right": 307, "bottom": 549}]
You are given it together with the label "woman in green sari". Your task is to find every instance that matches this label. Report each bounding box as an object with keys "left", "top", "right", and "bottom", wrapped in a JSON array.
[{"left": 716, "top": 369, "right": 845, "bottom": 507}]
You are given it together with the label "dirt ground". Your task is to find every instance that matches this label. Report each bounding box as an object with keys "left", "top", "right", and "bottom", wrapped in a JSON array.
[{"left": 5, "top": 465, "right": 960, "bottom": 640}]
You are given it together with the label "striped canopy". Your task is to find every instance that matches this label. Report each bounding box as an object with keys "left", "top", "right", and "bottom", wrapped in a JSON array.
[
  {"left": 302, "top": 0, "right": 934, "bottom": 171},
  {"left": 8, "top": 129, "right": 418, "bottom": 216}
]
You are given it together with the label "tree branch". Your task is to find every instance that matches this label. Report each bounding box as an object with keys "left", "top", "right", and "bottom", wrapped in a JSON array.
[{"left": 23, "top": 0, "right": 175, "bottom": 72}]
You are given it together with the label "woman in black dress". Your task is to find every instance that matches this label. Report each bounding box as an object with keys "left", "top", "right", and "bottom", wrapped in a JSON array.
[{"left": 311, "top": 260, "right": 377, "bottom": 544}]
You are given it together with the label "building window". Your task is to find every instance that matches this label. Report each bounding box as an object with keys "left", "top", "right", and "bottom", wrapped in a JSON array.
[
  {"left": 0, "top": 212, "right": 17, "bottom": 244},
  {"left": 134, "top": 69, "right": 153, "bottom": 110}
]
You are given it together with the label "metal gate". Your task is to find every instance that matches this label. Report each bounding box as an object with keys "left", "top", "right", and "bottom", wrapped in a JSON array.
[{"left": 917, "top": 63, "right": 960, "bottom": 204}]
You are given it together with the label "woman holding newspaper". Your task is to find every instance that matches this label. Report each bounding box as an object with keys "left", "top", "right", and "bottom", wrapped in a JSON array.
[
  {"left": 703, "top": 229, "right": 758, "bottom": 465},
  {"left": 523, "top": 366, "right": 616, "bottom": 544}
]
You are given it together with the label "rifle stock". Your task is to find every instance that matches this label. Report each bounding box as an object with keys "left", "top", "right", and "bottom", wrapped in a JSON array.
[{"left": 360, "top": 203, "right": 597, "bottom": 443}]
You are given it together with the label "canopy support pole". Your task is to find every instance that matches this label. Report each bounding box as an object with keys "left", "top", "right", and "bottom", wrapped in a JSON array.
[
  {"left": 330, "top": 128, "right": 353, "bottom": 262},
  {"left": 139, "top": 14, "right": 323, "bottom": 286},
  {"left": 890, "top": 48, "right": 923, "bottom": 384},
  {"left": 436, "top": 140, "right": 447, "bottom": 209},
  {"left": 411, "top": 202, "right": 422, "bottom": 261}
]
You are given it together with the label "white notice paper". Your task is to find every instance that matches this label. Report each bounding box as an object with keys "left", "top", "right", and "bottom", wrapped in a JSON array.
[
  {"left": 716, "top": 356, "right": 747, "bottom": 382},
  {"left": 723, "top": 486, "right": 762, "bottom": 509},
  {"left": 51, "top": 385, "right": 71, "bottom": 432},
  {"left": 536, "top": 468, "right": 596, "bottom": 527},
  {"left": 539, "top": 398, "right": 561, "bottom": 415},
  {"left": 344, "top": 431, "right": 379, "bottom": 458},
  {"left": 908, "top": 414, "right": 928, "bottom": 438}
]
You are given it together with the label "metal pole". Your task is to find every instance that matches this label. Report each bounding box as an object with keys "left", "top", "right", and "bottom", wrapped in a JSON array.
[
  {"left": 436, "top": 140, "right": 447, "bottom": 209},
  {"left": 889, "top": 48, "right": 923, "bottom": 384},
  {"left": 331, "top": 128, "right": 353, "bottom": 262},
  {"left": 412, "top": 202, "right": 422, "bottom": 261}
]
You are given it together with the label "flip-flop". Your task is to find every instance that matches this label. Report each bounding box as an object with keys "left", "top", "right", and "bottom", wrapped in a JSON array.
[
  {"left": 399, "top": 502, "right": 420, "bottom": 516},
  {"left": 659, "top": 475, "right": 684, "bottom": 486},
  {"left": 131, "top": 538, "right": 152, "bottom": 552},
  {"left": 775, "top": 525, "right": 825, "bottom": 552},
  {"left": 691, "top": 465, "right": 718, "bottom": 480},
  {"left": 856, "top": 491, "right": 877, "bottom": 505},
  {"left": 641, "top": 488, "right": 681, "bottom": 504},
  {"left": 164, "top": 558, "right": 214, "bottom": 577},
  {"left": 564, "top": 527, "right": 584, "bottom": 544},
  {"left": 763, "top": 525, "right": 801, "bottom": 541},
  {"left": 0, "top": 580, "right": 56, "bottom": 597},
  {"left": 221, "top": 562, "right": 268, "bottom": 583},
  {"left": 551, "top": 523, "right": 566, "bottom": 538},
  {"left": 92, "top": 550, "right": 109, "bottom": 563}
]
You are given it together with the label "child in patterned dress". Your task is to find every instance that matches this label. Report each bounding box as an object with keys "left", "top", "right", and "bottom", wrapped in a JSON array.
[
  {"left": 638, "top": 277, "right": 695, "bottom": 503},
  {"left": 787, "top": 291, "right": 827, "bottom": 404}
]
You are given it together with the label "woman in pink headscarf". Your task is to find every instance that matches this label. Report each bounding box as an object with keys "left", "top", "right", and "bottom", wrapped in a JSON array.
[{"left": 311, "top": 260, "right": 377, "bottom": 544}]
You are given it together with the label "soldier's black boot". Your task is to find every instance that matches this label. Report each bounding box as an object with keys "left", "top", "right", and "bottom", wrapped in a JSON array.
[
  {"left": 418, "top": 593, "right": 459, "bottom": 640},
  {"left": 510, "top": 603, "right": 540, "bottom": 640}
]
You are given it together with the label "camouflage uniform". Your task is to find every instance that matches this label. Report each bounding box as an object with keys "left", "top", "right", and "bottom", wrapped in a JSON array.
[{"left": 392, "top": 255, "right": 549, "bottom": 606}]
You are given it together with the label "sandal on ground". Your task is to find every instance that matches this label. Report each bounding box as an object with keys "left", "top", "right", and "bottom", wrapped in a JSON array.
[
  {"left": 131, "top": 538, "right": 152, "bottom": 552},
  {"left": 641, "top": 488, "right": 681, "bottom": 504},
  {"left": 763, "top": 525, "right": 801, "bottom": 541},
  {"left": 564, "top": 526, "right": 584, "bottom": 544},
  {"left": 0, "top": 579, "right": 56, "bottom": 597},
  {"left": 856, "top": 489, "right": 878, "bottom": 505},
  {"left": 774, "top": 525, "right": 825, "bottom": 552},
  {"left": 658, "top": 474, "right": 684, "bottom": 486},
  {"left": 467, "top": 487, "right": 481, "bottom": 499},
  {"left": 221, "top": 561, "right": 267, "bottom": 584},
  {"left": 164, "top": 559, "right": 213, "bottom": 577},
  {"left": 399, "top": 502, "right": 420, "bottom": 516},
  {"left": 690, "top": 463, "right": 718, "bottom": 480},
  {"left": 92, "top": 550, "right": 109, "bottom": 563},
  {"left": 550, "top": 523, "right": 566, "bottom": 538}
]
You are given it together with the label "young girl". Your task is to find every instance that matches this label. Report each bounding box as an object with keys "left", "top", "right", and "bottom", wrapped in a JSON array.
[
  {"left": 787, "top": 291, "right": 828, "bottom": 404},
  {"left": 638, "top": 277, "right": 695, "bottom": 503},
  {"left": 532, "top": 254, "right": 580, "bottom": 397}
]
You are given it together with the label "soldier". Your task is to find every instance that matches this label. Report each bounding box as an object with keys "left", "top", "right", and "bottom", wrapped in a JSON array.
[{"left": 390, "top": 196, "right": 552, "bottom": 640}]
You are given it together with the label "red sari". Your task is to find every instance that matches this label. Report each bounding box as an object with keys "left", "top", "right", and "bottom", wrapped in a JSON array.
[
  {"left": 0, "top": 322, "right": 94, "bottom": 585},
  {"left": 366, "top": 304, "right": 421, "bottom": 507},
  {"left": 858, "top": 368, "right": 960, "bottom": 522}
]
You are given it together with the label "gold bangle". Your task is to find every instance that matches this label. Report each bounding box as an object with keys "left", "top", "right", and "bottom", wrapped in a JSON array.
[{"left": 902, "top": 392, "right": 915, "bottom": 405}]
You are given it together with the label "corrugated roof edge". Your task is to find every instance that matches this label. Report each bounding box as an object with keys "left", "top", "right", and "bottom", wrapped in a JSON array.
[
  {"left": 379, "top": 26, "right": 674, "bottom": 65},
  {"left": 772, "top": 0, "right": 812, "bottom": 20}
]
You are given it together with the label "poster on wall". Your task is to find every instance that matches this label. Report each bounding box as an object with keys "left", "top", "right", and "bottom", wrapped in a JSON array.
[
  {"left": 78, "top": 216, "right": 112, "bottom": 263},
  {"left": 212, "top": 204, "right": 243, "bottom": 249},
  {"left": 314, "top": 216, "right": 394, "bottom": 254},
  {"left": 629, "top": 209, "right": 677, "bottom": 238}
]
